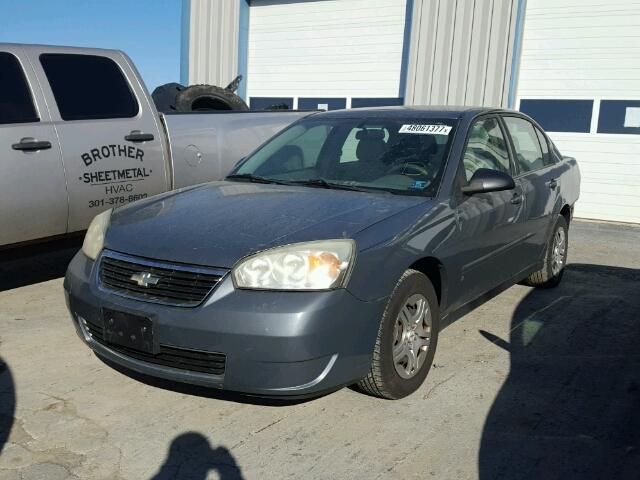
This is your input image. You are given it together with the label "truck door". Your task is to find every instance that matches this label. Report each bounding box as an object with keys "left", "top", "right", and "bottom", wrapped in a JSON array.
[
  {"left": 0, "top": 47, "right": 68, "bottom": 246},
  {"left": 25, "top": 46, "right": 169, "bottom": 232}
]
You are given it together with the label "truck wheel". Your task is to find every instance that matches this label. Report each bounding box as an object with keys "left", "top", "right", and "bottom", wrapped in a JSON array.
[
  {"left": 522, "top": 215, "right": 568, "bottom": 288},
  {"left": 174, "top": 85, "right": 249, "bottom": 112},
  {"left": 356, "top": 269, "right": 439, "bottom": 399}
]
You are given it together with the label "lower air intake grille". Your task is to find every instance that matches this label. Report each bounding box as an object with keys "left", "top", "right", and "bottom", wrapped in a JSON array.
[
  {"left": 82, "top": 315, "right": 226, "bottom": 375},
  {"left": 99, "top": 251, "right": 227, "bottom": 307}
]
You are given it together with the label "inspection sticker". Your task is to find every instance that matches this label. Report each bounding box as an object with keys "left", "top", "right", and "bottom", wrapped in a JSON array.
[{"left": 399, "top": 124, "right": 452, "bottom": 135}]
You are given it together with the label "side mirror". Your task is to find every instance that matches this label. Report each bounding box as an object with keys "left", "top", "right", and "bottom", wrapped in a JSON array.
[{"left": 461, "top": 168, "right": 515, "bottom": 195}]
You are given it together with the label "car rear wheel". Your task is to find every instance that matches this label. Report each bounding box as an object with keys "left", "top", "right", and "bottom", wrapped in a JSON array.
[
  {"left": 523, "top": 215, "right": 569, "bottom": 288},
  {"left": 356, "top": 269, "right": 439, "bottom": 399}
]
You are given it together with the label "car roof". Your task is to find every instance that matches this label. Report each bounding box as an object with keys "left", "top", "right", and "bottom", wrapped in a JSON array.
[{"left": 314, "top": 105, "right": 516, "bottom": 120}]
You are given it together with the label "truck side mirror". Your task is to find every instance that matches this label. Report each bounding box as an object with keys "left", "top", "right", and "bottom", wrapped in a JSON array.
[{"left": 461, "top": 168, "right": 515, "bottom": 195}]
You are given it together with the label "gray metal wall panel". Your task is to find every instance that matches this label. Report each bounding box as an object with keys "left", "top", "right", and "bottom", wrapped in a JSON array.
[
  {"left": 405, "top": 0, "right": 518, "bottom": 107},
  {"left": 188, "top": 0, "right": 240, "bottom": 86}
]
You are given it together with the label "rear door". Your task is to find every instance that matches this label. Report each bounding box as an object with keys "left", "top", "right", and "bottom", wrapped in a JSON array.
[
  {"left": 0, "top": 46, "right": 68, "bottom": 246},
  {"left": 501, "top": 115, "right": 562, "bottom": 264},
  {"left": 24, "top": 46, "right": 169, "bottom": 232}
]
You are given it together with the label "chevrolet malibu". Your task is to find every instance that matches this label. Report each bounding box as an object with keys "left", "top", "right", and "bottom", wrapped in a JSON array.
[{"left": 64, "top": 107, "right": 580, "bottom": 399}]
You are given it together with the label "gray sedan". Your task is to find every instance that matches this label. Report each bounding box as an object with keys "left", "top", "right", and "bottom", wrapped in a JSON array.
[{"left": 64, "top": 106, "right": 580, "bottom": 399}]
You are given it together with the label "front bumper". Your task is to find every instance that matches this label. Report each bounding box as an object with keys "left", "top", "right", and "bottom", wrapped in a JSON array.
[{"left": 64, "top": 251, "right": 386, "bottom": 396}]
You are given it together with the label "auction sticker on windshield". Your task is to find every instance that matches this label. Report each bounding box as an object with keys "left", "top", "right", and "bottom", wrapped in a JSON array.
[{"left": 399, "top": 124, "right": 452, "bottom": 135}]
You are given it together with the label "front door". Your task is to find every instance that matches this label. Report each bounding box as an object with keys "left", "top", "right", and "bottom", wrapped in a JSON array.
[
  {"left": 25, "top": 46, "right": 169, "bottom": 232},
  {"left": 450, "top": 116, "right": 526, "bottom": 309},
  {"left": 0, "top": 48, "right": 67, "bottom": 246}
]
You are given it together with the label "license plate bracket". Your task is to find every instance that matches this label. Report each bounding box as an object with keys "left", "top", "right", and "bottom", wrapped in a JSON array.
[{"left": 103, "top": 309, "right": 155, "bottom": 354}]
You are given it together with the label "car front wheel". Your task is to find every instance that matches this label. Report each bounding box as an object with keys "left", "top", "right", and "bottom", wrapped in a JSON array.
[{"left": 356, "top": 269, "right": 440, "bottom": 399}]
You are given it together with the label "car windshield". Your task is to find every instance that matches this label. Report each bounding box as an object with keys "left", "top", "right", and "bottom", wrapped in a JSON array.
[{"left": 229, "top": 116, "right": 458, "bottom": 196}]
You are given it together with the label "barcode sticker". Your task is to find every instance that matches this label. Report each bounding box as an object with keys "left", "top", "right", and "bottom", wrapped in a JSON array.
[{"left": 399, "top": 124, "right": 452, "bottom": 135}]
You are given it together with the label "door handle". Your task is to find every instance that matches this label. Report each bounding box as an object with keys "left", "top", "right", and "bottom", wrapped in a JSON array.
[
  {"left": 124, "top": 130, "right": 154, "bottom": 143},
  {"left": 12, "top": 138, "right": 52, "bottom": 152},
  {"left": 510, "top": 193, "right": 523, "bottom": 205},
  {"left": 548, "top": 178, "right": 558, "bottom": 190}
]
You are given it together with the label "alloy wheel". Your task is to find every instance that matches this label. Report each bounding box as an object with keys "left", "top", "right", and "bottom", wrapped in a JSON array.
[{"left": 392, "top": 293, "right": 432, "bottom": 379}]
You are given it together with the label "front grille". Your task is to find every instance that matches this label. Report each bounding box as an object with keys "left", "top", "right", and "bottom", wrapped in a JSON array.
[
  {"left": 99, "top": 251, "right": 227, "bottom": 307},
  {"left": 81, "top": 315, "right": 226, "bottom": 375}
]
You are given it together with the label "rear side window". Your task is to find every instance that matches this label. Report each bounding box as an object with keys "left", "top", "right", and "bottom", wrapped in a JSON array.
[
  {"left": 463, "top": 117, "right": 511, "bottom": 181},
  {"left": 0, "top": 52, "right": 39, "bottom": 124},
  {"left": 40, "top": 53, "right": 138, "bottom": 121},
  {"left": 534, "top": 127, "right": 554, "bottom": 166},
  {"left": 503, "top": 116, "right": 545, "bottom": 174}
]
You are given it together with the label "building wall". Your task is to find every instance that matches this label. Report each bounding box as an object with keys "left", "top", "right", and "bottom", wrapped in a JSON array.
[
  {"left": 186, "top": 0, "right": 241, "bottom": 87},
  {"left": 516, "top": 0, "right": 640, "bottom": 223},
  {"left": 405, "top": 0, "right": 521, "bottom": 107}
]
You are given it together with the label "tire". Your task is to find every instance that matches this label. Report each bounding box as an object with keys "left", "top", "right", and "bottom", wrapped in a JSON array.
[
  {"left": 522, "top": 215, "right": 569, "bottom": 288},
  {"left": 357, "top": 269, "right": 440, "bottom": 399},
  {"left": 151, "top": 82, "right": 186, "bottom": 112},
  {"left": 174, "top": 85, "right": 249, "bottom": 112}
]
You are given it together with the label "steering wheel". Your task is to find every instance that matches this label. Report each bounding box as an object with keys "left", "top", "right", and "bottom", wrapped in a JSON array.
[{"left": 387, "top": 162, "right": 430, "bottom": 178}]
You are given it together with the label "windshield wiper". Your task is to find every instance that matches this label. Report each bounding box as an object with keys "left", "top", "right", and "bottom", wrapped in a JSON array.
[
  {"left": 225, "top": 173, "right": 292, "bottom": 185},
  {"left": 289, "top": 178, "right": 370, "bottom": 192}
]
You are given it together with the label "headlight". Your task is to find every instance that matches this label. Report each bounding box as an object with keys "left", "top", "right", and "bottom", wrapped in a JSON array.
[
  {"left": 82, "top": 209, "right": 112, "bottom": 260},
  {"left": 232, "top": 240, "right": 355, "bottom": 290}
]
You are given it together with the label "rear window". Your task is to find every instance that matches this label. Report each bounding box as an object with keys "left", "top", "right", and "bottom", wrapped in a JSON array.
[
  {"left": 0, "top": 52, "right": 39, "bottom": 124},
  {"left": 40, "top": 53, "right": 138, "bottom": 121}
]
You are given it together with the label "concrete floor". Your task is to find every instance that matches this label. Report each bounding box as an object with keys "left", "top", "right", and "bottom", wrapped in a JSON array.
[{"left": 0, "top": 220, "right": 638, "bottom": 479}]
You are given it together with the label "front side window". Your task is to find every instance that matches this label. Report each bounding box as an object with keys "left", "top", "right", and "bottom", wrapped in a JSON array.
[
  {"left": 40, "top": 54, "right": 138, "bottom": 121},
  {"left": 233, "top": 117, "right": 457, "bottom": 196},
  {"left": 503, "top": 116, "right": 545, "bottom": 174},
  {"left": 0, "top": 52, "right": 39, "bottom": 124},
  {"left": 463, "top": 117, "right": 511, "bottom": 181}
]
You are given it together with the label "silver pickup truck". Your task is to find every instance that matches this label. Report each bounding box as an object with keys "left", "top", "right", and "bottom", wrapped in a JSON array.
[{"left": 0, "top": 43, "right": 312, "bottom": 248}]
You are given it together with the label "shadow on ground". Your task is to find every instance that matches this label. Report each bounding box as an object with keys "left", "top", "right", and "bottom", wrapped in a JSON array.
[
  {"left": 151, "top": 432, "right": 244, "bottom": 480},
  {"left": 0, "top": 236, "right": 82, "bottom": 291},
  {"left": 0, "top": 355, "right": 15, "bottom": 455},
  {"left": 479, "top": 263, "right": 640, "bottom": 479}
]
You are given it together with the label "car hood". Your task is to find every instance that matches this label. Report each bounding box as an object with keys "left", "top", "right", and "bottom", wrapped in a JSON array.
[{"left": 105, "top": 181, "right": 429, "bottom": 268}]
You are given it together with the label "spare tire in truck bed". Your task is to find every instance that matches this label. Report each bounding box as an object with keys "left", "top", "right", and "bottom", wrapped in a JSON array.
[
  {"left": 151, "top": 82, "right": 186, "bottom": 112},
  {"left": 174, "top": 84, "right": 249, "bottom": 112}
]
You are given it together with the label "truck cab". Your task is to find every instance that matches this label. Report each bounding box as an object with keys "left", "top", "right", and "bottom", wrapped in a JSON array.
[
  {"left": 0, "top": 43, "right": 313, "bottom": 248},
  {"left": 1, "top": 44, "right": 169, "bottom": 246}
]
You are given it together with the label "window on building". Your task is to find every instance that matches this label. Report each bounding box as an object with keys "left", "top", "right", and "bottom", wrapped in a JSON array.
[
  {"left": 0, "top": 52, "right": 39, "bottom": 124},
  {"left": 463, "top": 117, "right": 511, "bottom": 181},
  {"left": 518, "top": 99, "right": 593, "bottom": 133},
  {"left": 597, "top": 100, "right": 640, "bottom": 135},
  {"left": 40, "top": 54, "right": 138, "bottom": 121}
]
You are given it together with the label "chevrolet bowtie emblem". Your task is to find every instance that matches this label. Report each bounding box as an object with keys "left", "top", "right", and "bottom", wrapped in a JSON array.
[{"left": 130, "top": 272, "right": 161, "bottom": 287}]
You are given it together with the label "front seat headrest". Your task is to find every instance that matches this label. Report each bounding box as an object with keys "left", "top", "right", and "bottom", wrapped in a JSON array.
[{"left": 356, "top": 131, "right": 387, "bottom": 162}]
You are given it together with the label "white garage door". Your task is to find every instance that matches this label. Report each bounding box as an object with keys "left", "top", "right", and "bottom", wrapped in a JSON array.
[
  {"left": 516, "top": 0, "right": 640, "bottom": 224},
  {"left": 247, "top": 0, "right": 408, "bottom": 110}
]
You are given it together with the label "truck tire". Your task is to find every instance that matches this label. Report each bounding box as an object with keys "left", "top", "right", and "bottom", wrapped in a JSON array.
[
  {"left": 522, "top": 215, "right": 568, "bottom": 288},
  {"left": 356, "top": 269, "right": 440, "bottom": 399},
  {"left": 174, "top": 85, "right": 248, "bottom": 112},
  {"left": 151, "top": 82, "right": 186, "bottom": 112}
]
